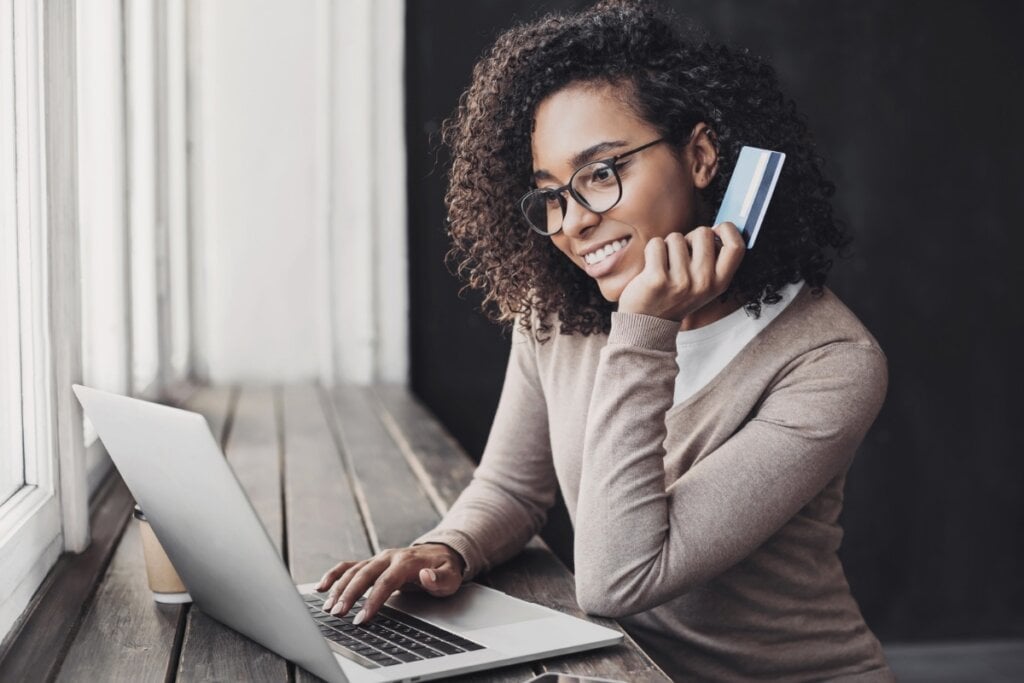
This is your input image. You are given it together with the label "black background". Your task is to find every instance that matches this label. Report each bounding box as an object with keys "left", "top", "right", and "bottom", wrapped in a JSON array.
[{"left": 404, "top": 0, "right": 1024, "bottom": 642}]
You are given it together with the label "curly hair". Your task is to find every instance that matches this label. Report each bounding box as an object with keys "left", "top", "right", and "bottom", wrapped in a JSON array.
[{"left": 443, "top": 0, "right": 850, "bottom": 340}]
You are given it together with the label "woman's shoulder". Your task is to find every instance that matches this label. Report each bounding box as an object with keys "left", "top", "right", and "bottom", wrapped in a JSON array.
[
  {"left": 744, "top": 285, "right": 888, "bottom": 408},
  {"left": 765, "top": 284, "right": 885, "bottom": 358}
]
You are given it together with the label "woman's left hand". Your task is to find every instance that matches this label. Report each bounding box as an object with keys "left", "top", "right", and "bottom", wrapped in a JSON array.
[{"left": 617, "top": 222, "right": 745, "bottom": 322}]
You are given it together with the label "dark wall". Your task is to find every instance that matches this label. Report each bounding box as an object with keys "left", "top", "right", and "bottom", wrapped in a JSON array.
[{"left": 405, "top": 0, "right": 1024, "bottom": 642}]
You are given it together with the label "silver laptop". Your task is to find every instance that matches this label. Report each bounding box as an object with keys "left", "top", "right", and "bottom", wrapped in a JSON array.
[{"left": 73, "top": 384, "right": 621, "bottom": 683}]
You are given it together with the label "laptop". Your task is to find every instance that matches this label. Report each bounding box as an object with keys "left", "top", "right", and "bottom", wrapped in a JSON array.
[{"left": 73, "top": 384, "right": 621, "bottom": 682}]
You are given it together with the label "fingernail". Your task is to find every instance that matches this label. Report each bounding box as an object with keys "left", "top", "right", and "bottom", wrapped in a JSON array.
[
  {"left": 425, "top": 569, "right": 437, "bottom": 583},
  {"left": 322, "top": 597, "right": 334, "bottom": 611},
  {"left": 352, "top": 609, "right": 367, "bottom": 625}
]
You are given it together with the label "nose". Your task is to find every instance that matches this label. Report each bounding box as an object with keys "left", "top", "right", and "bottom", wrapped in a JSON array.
[{"left": 559, "top": 193, "right": 600, "bottom": 238}]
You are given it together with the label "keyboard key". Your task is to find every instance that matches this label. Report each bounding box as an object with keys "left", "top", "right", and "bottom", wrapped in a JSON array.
[
  {"left": 391, "top": 649, "right": 422, "bottom": 663},
  {"left": 428, "top": 640, "right": 464, "bottom": 655}
]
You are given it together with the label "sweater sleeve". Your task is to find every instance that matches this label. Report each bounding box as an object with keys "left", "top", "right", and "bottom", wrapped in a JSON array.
[
  {"left": 413, "top": 321, "right": 558, "bottom": 580},
  {"left": 573, "top": 311, "right": 889, "bottom": 617}
]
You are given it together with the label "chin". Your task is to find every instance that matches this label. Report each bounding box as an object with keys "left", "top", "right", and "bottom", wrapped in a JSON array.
[{"left": 593, "top": 268, "right": 635, "bottom": 303}]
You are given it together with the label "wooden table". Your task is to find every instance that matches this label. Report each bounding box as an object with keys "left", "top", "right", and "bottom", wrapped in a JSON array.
[{"left": 0, "top": 385, "right": 668, "bottom": 682}]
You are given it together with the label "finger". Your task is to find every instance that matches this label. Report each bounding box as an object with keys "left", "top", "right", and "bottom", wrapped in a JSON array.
[
  {"left": 333, "top": 558, "right": 389, "bottom": 616},
  {"left": 684, "top": 227, "right": 718, "bottom": 289},
  {"left": 664, "top": 232, "right": 691, "bottom": 282},
  {"left": 642, "top": 236, "right": 669, "bottom": 276},
  {"left": 357, "top": 566, "right": 411, "bottom": 624},
  {"left": 317, "top": 560, "right": 356, "bottom": 592},
  {"left": 323, "top": 561, "right": 365, "bottom": 612},
  {"left": 332, "top": 559, "right": 386, "bottom": 616},
  {"left": 712, "top": 221, "right": 746, "bottom": 287},
  {"left": 418, "top": 561, "right": 462, "bottom": 597}
]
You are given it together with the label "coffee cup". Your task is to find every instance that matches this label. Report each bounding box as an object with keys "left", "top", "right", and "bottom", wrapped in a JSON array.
[{"left": 134, "top": 505, "right": 192, "bottom": 604}]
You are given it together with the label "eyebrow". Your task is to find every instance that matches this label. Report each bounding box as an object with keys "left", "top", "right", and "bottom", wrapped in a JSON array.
[{"left": 532, "top": 139, "right": 629, "bottom": 183}]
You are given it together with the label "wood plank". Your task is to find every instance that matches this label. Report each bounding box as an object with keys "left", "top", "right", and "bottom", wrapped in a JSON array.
[
  {"left": 0, "top": 473, "right": 134, "bottom": 682},
  {"left": 55, "top": 521, "right": 185, "bottom": 683},
  {"left": 327, "top": 385, "right": 440, "bottom": 550},
  {"left": 177, "top": 386, "right": 288, "bottom": 683},
  {"left": 282, "top": 384, "right": 372, "bottom": 584},
  {"left": 372, "top": 384, "right": 476, "bottom": 510},
  {"left": 375, "top": 385, "right": 669, "bottom": 681},
  {"left": 223, "top": 387, "right": 282, "bottom": 552}
]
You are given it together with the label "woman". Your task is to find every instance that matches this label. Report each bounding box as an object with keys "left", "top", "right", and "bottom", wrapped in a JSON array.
[{"left": 318, "top": 1, "right": 893, "bottom": 679}]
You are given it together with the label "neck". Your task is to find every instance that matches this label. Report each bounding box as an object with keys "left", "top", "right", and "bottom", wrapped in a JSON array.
[{"left": 679, "top": 296, "right": 743, "bottom": 332}]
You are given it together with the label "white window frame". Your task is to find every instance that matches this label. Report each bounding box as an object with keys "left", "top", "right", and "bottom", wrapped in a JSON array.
[
  {"left": 0, "top": 0, "right": 88, "bottom": 641},
  {"left": 0, "top": 0, "right": 25, "bottom": 511}
]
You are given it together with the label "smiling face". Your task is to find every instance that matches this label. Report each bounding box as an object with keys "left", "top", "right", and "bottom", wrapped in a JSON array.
[{"left": 530, "top": 81, "right": 716, "bottom": 302}]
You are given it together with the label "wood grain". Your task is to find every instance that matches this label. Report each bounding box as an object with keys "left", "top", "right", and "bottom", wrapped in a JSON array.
[
  {"left": 372, "top": 384, "right": 476, "bottom": 509},
  {"left": 284, "top": 384, "right": 373, "bottom": 583},
  {"left": 327, "top": 385, "right": 440, "bottom": 550},
  {"left": 55, "top": 521, "right": 184, "bottom": 683}
]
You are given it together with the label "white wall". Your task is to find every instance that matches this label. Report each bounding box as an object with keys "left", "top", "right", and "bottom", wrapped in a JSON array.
[
  {"left": 190, "top": 0, "right": 407, "bottom": 385},
  {"left": 192, "top": 1, "right": 325, "bottom": 383}
]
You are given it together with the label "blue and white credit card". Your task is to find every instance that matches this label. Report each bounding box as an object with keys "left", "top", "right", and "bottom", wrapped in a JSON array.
[{"left": 714, "top": 146, "right": 785, "bottom": 248}]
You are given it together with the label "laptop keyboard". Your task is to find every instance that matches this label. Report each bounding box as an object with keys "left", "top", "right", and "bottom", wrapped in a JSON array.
[{"left": 302, "top": 592, "right": 485, "bottom": 669}]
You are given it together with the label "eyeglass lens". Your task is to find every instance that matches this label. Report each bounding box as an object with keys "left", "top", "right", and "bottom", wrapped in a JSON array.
[{"left": 521, "top": 161, "right": 622, "bottom": 235}]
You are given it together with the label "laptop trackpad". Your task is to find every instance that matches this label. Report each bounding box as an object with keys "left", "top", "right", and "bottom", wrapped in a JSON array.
[{"left": 387, "top": 583, "right": 550, "bottom": 631}]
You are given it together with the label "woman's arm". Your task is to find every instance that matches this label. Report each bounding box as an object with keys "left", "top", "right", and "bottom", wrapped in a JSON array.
[
  {"left": 573, "top": 311, "right": 888, "bottom": 617},
  {"left": 413, "top": 319, "right": 559, "bottom": 580},
  {"left": 319, "top": 321, "right": 558, "bottom": 624}
]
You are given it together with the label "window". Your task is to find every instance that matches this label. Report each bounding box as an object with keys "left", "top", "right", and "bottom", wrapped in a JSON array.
[
  {"left": 1, "top": 3, "right": 21, "bottom": 509},
  {"left": 0, "top": 84, "right": 22, "bottom": 508},
  {"left": 0, "top": 0, "right": 69, "bottom": 641},
  {"left": 0, "top": 0, "right": 193, "bottom": 643}
]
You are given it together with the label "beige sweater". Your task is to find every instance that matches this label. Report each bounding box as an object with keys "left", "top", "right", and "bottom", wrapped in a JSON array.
[{"left": 417, "top": 285, "right": 895, "bottom": 681}]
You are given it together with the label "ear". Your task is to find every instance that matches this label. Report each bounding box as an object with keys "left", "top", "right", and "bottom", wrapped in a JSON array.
[{"left": 688, "top": 122, "right": 719, "bottom": 190}]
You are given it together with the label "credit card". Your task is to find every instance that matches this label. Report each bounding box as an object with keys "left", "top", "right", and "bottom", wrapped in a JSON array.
[{"left": 714, "top": 146, "right": 785, "bottom": 249}]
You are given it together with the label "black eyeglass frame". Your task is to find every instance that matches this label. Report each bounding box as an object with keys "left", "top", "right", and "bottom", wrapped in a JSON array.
[{"left": 519, "top": 138, "right": 666, "bottom": 236}]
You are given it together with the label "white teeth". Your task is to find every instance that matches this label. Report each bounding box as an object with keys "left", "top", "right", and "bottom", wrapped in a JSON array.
[{"left": 584, "top": 238, "right": 629, "bottom": 265}]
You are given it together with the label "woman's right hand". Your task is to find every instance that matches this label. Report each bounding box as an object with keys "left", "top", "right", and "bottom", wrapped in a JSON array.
[{"left": 316, "top": 543, "right": 466, "bottom": 624}]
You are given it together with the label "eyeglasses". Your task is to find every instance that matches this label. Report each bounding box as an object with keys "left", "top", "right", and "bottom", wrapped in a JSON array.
[{"left": 519, "top": 138, "right": 665, "bottom": 236}]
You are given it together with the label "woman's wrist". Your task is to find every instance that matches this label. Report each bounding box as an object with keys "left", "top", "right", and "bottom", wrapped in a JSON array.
[{"left": 423, "top": 542, "right": 467, "bottom": 576}]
